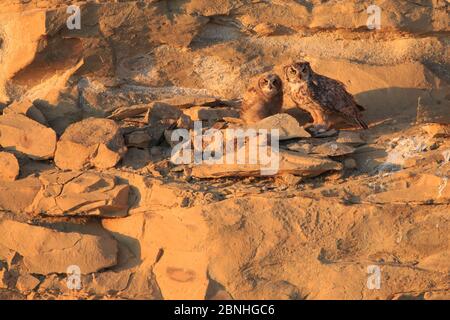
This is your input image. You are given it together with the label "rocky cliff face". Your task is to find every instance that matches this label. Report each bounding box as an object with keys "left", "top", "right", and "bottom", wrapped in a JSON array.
[{"left": 0, "top": 1, "right": 449, "bottom": 300}]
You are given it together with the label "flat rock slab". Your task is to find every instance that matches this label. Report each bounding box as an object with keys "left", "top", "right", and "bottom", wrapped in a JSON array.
[
  {"left": 367, "top": 174, "right": 450, "bottom": 204},
  {"left": 55, "top": 118, "right": 127, "bottom": 170},
  {"left": 312, "top": 142, "right": 356, "bottom": 157},
  {"left": 416, "top": 97, "right": 450, "bottom": 124},
  {"left": 0, "top": 219, "right": 117, "bottom": 275},
  {"left": 158, "top": 95, "right": 220, "bottom": 108},
  {"left": 336, "top": 131, "right": 366, "bottom": 146},
  {"left": 0, "top": 177, "right": 41, "bottom": 213},
  {"left": 191, "top": 149, "right": 342, "bottom": 178},
  {"left": 183, "top": 106, "right": 239, "bottom": 122},
  {"left": 0, "top": 152, "right": 19, "bottom": 181},
  {"left": 0, "top": 113, "right": 57, "bottom": 160},
  {"left": 29, "top": 171, "right": 130, "bottom": 217},
  {"left": 108, "top": 104, "right": 152, "bottom": 121},
  {"left": 251, "top": 114, "right": 311, "bottom": 140}
]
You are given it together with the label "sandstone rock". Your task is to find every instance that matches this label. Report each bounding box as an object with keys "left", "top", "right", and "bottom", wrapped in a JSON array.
[
  {"left": 252, "top": 22, "right": 279, "bottom": 37},
  {"left": 285, "top": 142, "right": 313, "bottom": 154},
  {"left": 16, "top": 274, "right": 40, "bottom": 293},
  {"left": 117, "top": 263, "right": 162, "bottom": 300},
  {"left": 191, "top": 149, "right": 342, "bottom": 178},
  {"left": 125, "top": 130, "right": 151, "bottom": 148},
  {"left": 343, "top": 158, "right": 358, "bottom": 169},
  {"left": 29, "top": 171, "right": 130, "bottom": 217},
  {"left": 0, "top": 152, "right": 19, "bottom": 181},
  {"left": 0, "top": 114, "right": 57, "bottom": 160},
  {"left": 183, "top": 107, "right": 239, "bottom": 122},
  {"left": 121, "top": 148, "right": 152, "bottom": 170},
  {"left": 108, "top": 104, "right": 152, "bottom": 121},
  {"left": 3, "top": 99, "right": 47, "bottom": 125},
  {"left": 146, "top": 102, "right": 183, "bottom": 124},
  {"left": 421, "top": 124, "right": 450, "bottom": 138},
  {"left": 0, "top": 177, "right": 41, "bottom": 213},
  {"left": 312, "top": 142, "right": 356, "bottom": 157},
  {"left": 251, "top": 114, "right": 310, "bottom": 140},
  {"left": 311, "top": 128, "right": 339, "bottom": 138},
  {"left": 417, "top": 252, "right": 450, "bottom": 274},
  {"left": 102, "top": 207, "right": 209, "bottom": 266},
  {"left": 153, "top": 250, "right": 209, "bottom": 300},
  {"left": 416, "top": 95, "right": 450, "bottom": 125},
  {"left": 336, "top": 131, "right": 366, "bottom": 146},
  {"left": 55, "top": 118, "right": 127, "bottom": 170},
  {"left": 0, "top": 10, "right": 47, "bottom": 103},
  {"left": 0, "top": 268, "right": 9, "bottom": 289},
  {"left": 367, "top": 174, "right": 450, "bottom": 204},
  {"left": 0, "top": 219, "right": 117, "bottom": 275},
  {"left": 88, "top": 270, "right": 132, "bottom": 295},
  {"left": 159, "top": 96, "right": 220, "bottom": 109}
]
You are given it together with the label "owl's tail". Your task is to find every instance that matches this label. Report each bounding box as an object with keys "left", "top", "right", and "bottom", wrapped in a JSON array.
[{"left": 355, "top": 117, "right": 369, "bottom": 130}]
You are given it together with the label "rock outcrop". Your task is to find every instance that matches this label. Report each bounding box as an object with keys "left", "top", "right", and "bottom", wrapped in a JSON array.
[
  {"left": 0, "top": 0, "right": 448, "bottom": 301},
  {"left": 0, "top": 219, "right": 117, "bottom": 275},
  {"left": 0, "top": 114, "right": 57, "bottom": 160},
  {"left": 0, "top": 152, "right": 19, "bottom": 181},
  {"left": 55, "top": 118, "right": 127, "bottom": 170},
  {"left": 29, "top": 171, "right": 130, "bottom": 217}
]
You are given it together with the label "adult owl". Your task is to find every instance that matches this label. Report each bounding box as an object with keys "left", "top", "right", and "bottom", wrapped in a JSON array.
[
  {"left": 284, "top": 61, "right": 368, "bottom": 130},
  {"left": 240, "top": 73, "right": 283, "bottom": 124}
]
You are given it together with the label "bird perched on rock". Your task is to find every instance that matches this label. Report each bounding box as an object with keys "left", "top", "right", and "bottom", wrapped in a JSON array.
[
  {"left": 284, "top": 61, "right": 368, "bottom": 131},
  {"left": 240, "top": 73, "right": 283, "bottom": 124}
]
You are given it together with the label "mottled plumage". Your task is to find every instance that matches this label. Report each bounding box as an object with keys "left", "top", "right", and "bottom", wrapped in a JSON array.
[
  {"left": 284, "top": 61, "right": 368, "bottom": 130},
  {"left": 240, "top": 73, "right": 283, "bottom": 124}
]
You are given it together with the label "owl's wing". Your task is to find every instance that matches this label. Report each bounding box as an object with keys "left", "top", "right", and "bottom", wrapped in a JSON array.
[
  {"left": 313, "top": 76, "right": 360, "bottom": 116},
  {"left": 312, "top": 75, "right": 368, "bottom": 129}
]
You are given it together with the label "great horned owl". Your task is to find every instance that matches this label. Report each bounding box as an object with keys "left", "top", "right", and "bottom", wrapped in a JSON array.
[
  {"left": 240, "top": 73, "right": 283, "bottom": 124},
  {"left": 284, "top": 61, "right": 368, "bottom": 130}
]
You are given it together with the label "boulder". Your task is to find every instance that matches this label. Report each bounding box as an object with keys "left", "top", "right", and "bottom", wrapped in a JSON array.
[
  {"left": 28, "top": 171, "right": 130, "bottom": 217},
  {"left": 0, "top": 114, "right": 57, "bottom": 160},
  {"left": 0, "top": 219, "right": 118, "bottom": 275},
  {"left": 0, "top": 177, "right": 41, "bottom": 213},
  {"left": 54, "top": 118, "right": 127, "bottom": 170},
  {"left": 0, "top": 152, "right": 19, "bottom": 181},
  {"left": 2, "top": 99, "right": 48, "bottom": 125},
  {"left": 15, "top": 274, "right": 40, "bottom": 293}
]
